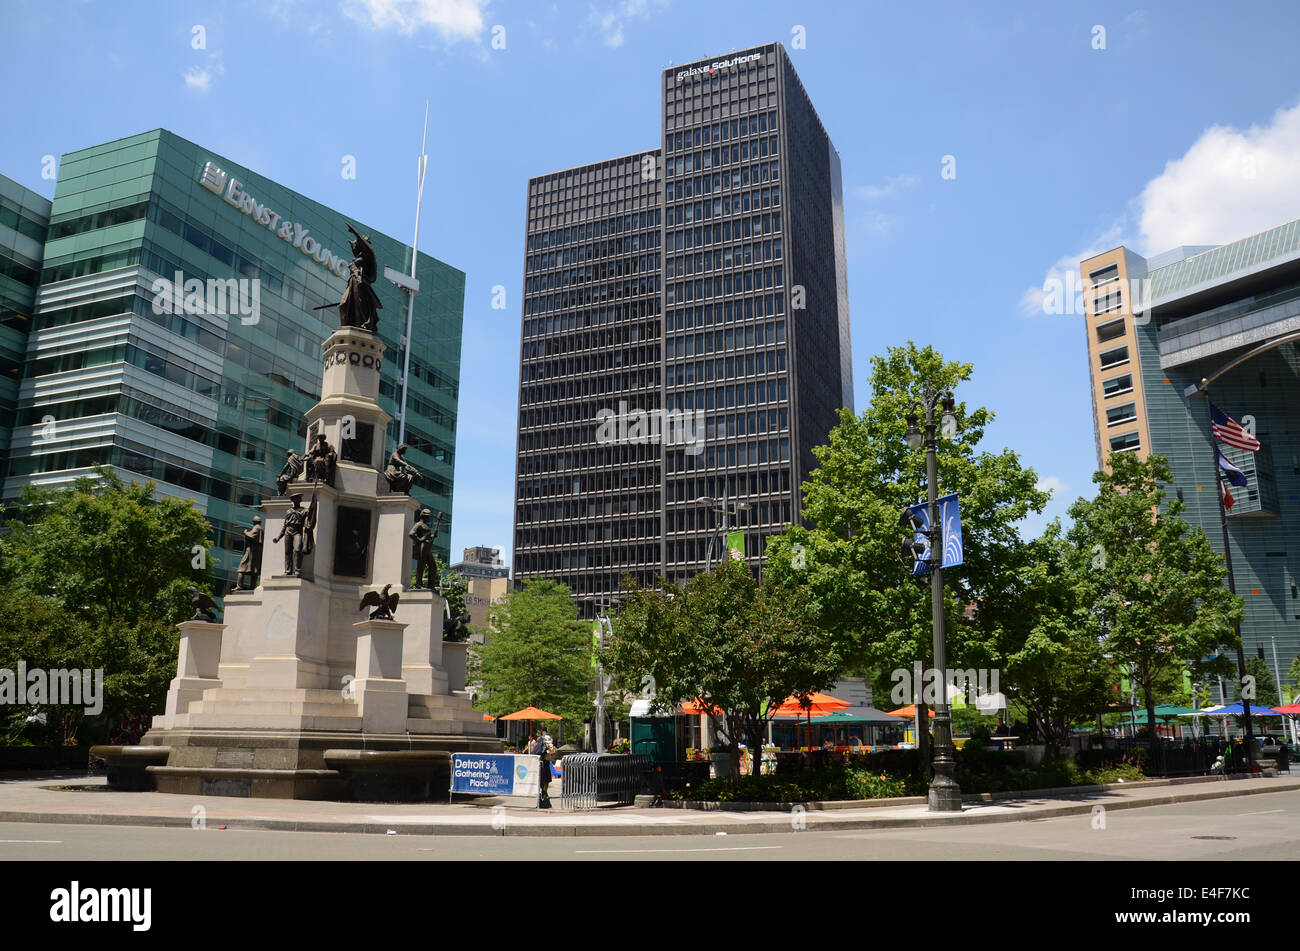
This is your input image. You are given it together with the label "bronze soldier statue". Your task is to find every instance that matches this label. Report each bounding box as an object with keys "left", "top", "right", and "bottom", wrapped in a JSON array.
[
  {"left": 307, "top": 434, "right": 337, "bottom": 487},
  {"left": 236, "top": 515, "right": 263, "bottom": 590},
  {"left": 409, "top": 509, "right": 443, "bottom": 589},
  {"left": 273, "top": 494, "right": 309, "bottom": 577},
  {"left": 277, "top": 449, "right": 305, "bottom": 496},
  {"left": 383, "top": 444, "right": 422, "bottom": 494}
]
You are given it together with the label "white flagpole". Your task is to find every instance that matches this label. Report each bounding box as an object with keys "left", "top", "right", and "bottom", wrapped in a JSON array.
[{"left": 396, "top": 101, "right": 429, "bottom": 447}]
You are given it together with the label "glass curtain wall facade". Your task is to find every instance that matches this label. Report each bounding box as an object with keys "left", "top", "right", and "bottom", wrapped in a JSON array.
[
  {"left": 4, "top": 130, "right": 464, "bottom": 587},
  {"left": 514, "top": 42, "right": 852, "bottom": 605},
  {"left": 0, "top": 174, "right": 50, "bottom": 478}
]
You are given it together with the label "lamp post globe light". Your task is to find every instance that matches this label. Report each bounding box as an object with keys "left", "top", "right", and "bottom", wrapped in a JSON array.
[
  {"left": 902, "top": 386, "right": 962, "bottom": 812},
  {"left": 695, "top": 493, "right": 750, "bottom": 573}
]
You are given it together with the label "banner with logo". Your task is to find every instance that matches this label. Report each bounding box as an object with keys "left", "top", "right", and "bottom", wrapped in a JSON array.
[
  {"left": 907, "top": 494, "right": 964, "bottom": 576},
  {"left": 726, "top": 529, "right": 745, "bottom": 561},
  {"left": 450, "top": 753, "right": 540, "bottom": 797}
]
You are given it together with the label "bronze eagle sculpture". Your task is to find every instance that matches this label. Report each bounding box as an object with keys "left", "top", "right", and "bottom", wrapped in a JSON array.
[
  {"left": 188, "top": 586, "right": 220, "bottom": 622},
  {"left": 359, "top": 583, "right": 400, "bottom": 621}
]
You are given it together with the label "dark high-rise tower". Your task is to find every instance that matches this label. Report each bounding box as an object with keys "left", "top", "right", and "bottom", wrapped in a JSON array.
[{"left": 514, "top": 42, "right": 851, "bottom": 606}]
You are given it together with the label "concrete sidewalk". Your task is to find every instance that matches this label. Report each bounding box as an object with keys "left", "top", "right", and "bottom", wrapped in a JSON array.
[{"left": 0, "top": 773, "right": 1295, "bottom": 837}]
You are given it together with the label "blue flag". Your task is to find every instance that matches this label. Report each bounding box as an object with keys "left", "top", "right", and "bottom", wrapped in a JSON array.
[
  {"left": 907, "top": 494, "right": 964, "bottom": 576},
  {"left": 1217, "top": 449, "right": 1248, "bottom": 487}
]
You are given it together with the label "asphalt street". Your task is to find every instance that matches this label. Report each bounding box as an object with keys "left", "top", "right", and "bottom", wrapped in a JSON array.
[{"left": 1, "top": 789, "right": 1295, "bottom": 861}]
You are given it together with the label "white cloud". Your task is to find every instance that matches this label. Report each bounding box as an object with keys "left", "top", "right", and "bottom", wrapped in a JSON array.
[
  {"left": 855, "top": 174, "right": 918, "bottom": 201},
  {"left": 184, "top": 55, "right": 224, "bottom": 92},
  {"left": 591, "top": 0, "right": 666, "bottom": 48},
  {"left": 1035, "top": 476, "right": 1068, "bottom": 498},
  {"left": 343, "top": 0, "right": 487, "bottom": 39},
  {"left": 1022, "top": 99, "right": 1300, "bottom": 318},
  {"left": 1138, "top": 100, "right": 1300, "bottom": 251}
]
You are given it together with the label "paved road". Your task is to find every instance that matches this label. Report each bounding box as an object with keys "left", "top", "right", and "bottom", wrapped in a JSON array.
[{"left": 2, "top": 789, "right": 1295, "bottom": 860}]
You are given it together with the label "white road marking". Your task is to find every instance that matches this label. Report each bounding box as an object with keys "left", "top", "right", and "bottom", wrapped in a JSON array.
[
  {"left": 1235, "top": 809, "right": 1285, "bottom": 816},
  {"left": 574, "top": 845, "right": 782, "bottom": 854},
  {"left": 0, "top": 839, "right": 63, "bottom": 843}
]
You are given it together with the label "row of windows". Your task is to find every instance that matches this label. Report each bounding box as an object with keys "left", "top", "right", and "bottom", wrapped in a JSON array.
[
  {"left": 666, "top": 265, "right": 783, "bottom": 304},
  {"left": 522, "top": 349, "right": 658, "bottom": 384},
  {"left": 25, "top": 339, "right": 222, "bottom": 397},
  {"left": 0, "top": 200, "right": 49, "bottom": 243},
  {"left": 666, "top": 496, "right": 790, "bottom": 532},
  {"left": 665, "top": 113, "right": 779, "bottom": 153},
  {"left": 517, "top": 516, "right": 660, "bottom": 545},
  {"left": 668, "top": 213, "right": 782, "bottom": 251},
  {"left": 665, "top": 296, "right": 781, "bottom": 330},
  {"left": 521, "top": 320, "right": 658, "bottom": 361},
  {"left": 667, "top": 139, "right": 779, "bottom": 176},
  {"left": 524, "top": 275, "right": 660, "bottom": 315},
  {"left": 47, "top": 198, "right": 148, "bottom": 240},
  {"left": 525, "top": 232, "right": 659, "bottom": 273},
  {"left": 666, "top": 239, "right": 782, "bottom": 278},
  {"left": 667, "top": 159, "right": 781, "bottom": 199},
  {"left": 523, "top": 299, "right": 659, "bottom": 340},
  {"left": 525, "top": 254, "right": 659, "bottom": 293},
  {"left": 665, "top": 468, "right": 792, "bottom": 503},
  {"left": 525, "top": 210, "right": 660, "bottom": 249},
  {"left": 664, "top": 186, "right": 780, "bottom": 226},
  {"left": 0, "top": 251, "right": 41, "bottom": 289}
]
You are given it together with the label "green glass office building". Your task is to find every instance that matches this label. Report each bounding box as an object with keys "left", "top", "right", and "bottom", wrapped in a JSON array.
[
  {"left": 0, "top": 173, "right": 51, "bottom": 479},
  {"left": 3, "top": 130, "right": 463, "bottom": 585}
]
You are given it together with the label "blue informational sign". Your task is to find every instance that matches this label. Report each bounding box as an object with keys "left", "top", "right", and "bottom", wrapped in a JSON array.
[
  {"left": 450, "top": 753, "right": 540, "bottom": 796},
  {"left": 907, "top": 494, "right": 964, "bottom": 576}
]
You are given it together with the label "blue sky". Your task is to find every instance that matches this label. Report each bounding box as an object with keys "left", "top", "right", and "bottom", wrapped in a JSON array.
[{"left": 4, "top": 0, "right": 1300, "bottom": 565}]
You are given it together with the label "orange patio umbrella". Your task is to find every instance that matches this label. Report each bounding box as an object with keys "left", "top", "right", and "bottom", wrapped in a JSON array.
[
  {"left": 498, "top": 706, "right": 563, "bottom": 746},
  {"left": 770, "top": 692, "right": 851, "bottom": 750},
  {"left": 887, "top": 704, "right": 936, "bottom": 719}
]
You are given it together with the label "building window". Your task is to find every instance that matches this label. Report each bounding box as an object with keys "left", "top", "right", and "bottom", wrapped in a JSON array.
[
  {"left": 1099, "top": 345, "right": 1129, "bottom": 369},
  {"left": 1095, "top": 317, "right": 1125, "bottom": 343},
  {"left": 1089, "top": 263, "right": 1118, "bottom": 287},
  {"left": 1106, "top": 402, "right": 1138, "bottom": 426},
  {"left": 1102, "top": 373, "right": 1133, "bottom": 398},
  {"left": 1109, "top": 431, "right": 1140, "bottom": 453}
]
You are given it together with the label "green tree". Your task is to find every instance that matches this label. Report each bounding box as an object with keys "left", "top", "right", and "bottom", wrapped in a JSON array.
[
  {"left": 1243, "top": 656, "right": 1280, "bottom": 708},
  {"left": 763, "top": 344, "right": 1048, "bottom": 716},
  {"left": 0, "top": 469, "right": 213, "bottom": 626},
  {"left": 1067, "top": 452, "right": 1242, "bottom": 759},
  {"left": 604, "top": 560, "right": 840, "bottom": 778},
  {"left": 0, "top": 470, "right": 210, "bottom": 743},
  {"left": 471, "top": 580, "right": 593, "bottom": 739},
  {"left": 992, "top": 521, "right": 1112, "bottom": 748},
  {"left": 1288, "top": 656, "right": 1300, "bottom": 704}
]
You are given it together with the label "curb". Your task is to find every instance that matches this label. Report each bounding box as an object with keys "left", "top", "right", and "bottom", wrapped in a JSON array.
[{"left": 0, "top": 777, "right": 1296, "bottom": 837}]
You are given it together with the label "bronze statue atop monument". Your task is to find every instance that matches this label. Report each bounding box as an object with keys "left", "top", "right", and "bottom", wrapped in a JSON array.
[{"left": 315, "top": 223, "right": 382, "bottom": 332}]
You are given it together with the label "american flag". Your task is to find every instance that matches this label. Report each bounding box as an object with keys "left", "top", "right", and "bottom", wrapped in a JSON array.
[{"left": 1210, "top": 402, "right": 1260, "bottom": 451}]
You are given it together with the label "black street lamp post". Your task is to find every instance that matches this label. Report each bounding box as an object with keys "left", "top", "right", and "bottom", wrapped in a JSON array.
[{"left": 904, "top": 386, "right": 963, "bottom": 812}]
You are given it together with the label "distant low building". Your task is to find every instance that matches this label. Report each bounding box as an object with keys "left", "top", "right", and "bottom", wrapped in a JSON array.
[{"left": 450, "top": 546, "right": 510, "bottom": 640}]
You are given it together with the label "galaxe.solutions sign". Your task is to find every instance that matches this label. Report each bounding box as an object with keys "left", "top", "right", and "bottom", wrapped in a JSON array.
[
  {"left": 676, "top": 52, "right": 762, "bottom": 82},
  {"left": 198, "top": 161, "right": 350, "bottom": 279}
]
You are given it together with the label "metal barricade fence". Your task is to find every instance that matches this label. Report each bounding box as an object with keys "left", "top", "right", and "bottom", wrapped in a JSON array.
[{"left": 557, "top": 753, "right": 650, "bottom": 810}]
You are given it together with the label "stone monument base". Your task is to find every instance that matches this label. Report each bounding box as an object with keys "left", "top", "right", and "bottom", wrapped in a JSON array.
[{"left": 96, "top": 727, "right": 498, "bottom": 802}]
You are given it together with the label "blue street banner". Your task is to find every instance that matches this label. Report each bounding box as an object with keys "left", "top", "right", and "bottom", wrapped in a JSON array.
[
  {"left": 450, "top": 753, "right": 541, "bottom": 797},
  {"left": 907, "top": 494, "right": 964, "bottom": 576}
]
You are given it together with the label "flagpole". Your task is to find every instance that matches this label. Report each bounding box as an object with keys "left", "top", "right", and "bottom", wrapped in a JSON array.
[{"left": 1200, "top": 384, "right": 1255, "bottom": 765}]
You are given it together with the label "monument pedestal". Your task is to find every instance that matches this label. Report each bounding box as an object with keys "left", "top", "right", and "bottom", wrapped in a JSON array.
[{"left": 115, "top": 323, "right": 496, "bottom": 802}]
